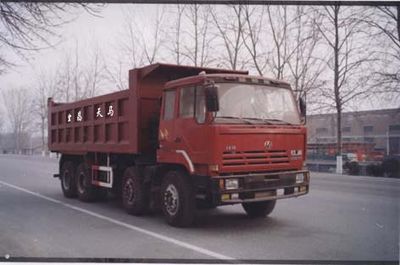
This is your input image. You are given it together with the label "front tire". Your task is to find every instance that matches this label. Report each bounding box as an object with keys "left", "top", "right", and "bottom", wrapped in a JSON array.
[
  {"left": 122, "top": 167, "right": 149, "bottom": 215},
  {"left": 161, "top": 170, "right": 195, "bottom": 227},
  {"left": 76, "top": 163, "right": 98, "bottom": 202},
  {"left": 242, "top": 200, "right": 276, "bottom": 218},
  {"left": 60, "top": 161, "right": 77, "bottom": 198}
]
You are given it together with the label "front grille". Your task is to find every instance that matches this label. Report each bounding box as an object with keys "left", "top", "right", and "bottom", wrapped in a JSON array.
[{"left": 222, "top": 150, "right": 290, "bottom": 167}]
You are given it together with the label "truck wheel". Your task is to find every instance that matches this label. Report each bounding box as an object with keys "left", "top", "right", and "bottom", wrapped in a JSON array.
[
  {"left": 242, "top": 200, "right": 276, "bottom": 218},
  {"left": 76, "top": 163, "right": 98, "bottom": 202},
  {"left": 60, "top": 161, "right": 77, "bottom": 198},
  {"left": 161, "top": 170, "right": 195, "bottom": 227},
  {"left": 122, "top": 167, "right": 149, "bottom": 215}
]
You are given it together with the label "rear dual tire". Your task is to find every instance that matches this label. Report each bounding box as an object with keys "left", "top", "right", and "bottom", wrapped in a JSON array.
[
  {"left": 122, "top": 167, "right": 149, "bottom": 215},
  {"left": 121, "top": 167, "right": 195, "bottom": 227},
  {"left": 60, "top": 161, "right": 77, "bottom": 198},
  {"left": 76, "top": 163, "right": 104, "bottom": 202},
  {"left": 61, "top": 161, "right": 106, "bottom": 202}
]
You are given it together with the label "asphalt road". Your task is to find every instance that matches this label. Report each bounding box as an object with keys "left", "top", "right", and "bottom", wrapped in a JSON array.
[{"left": 0, "top": 154, "right": 399, "bottom": 262}]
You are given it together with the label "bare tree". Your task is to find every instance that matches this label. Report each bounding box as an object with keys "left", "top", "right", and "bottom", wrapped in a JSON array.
[
  {"left": 56, "top": 42, "right": 107, "bottom": 102},
  {"left": 314, "top": 5, "right": 376, "bottom": 155},
  {"left": 140, "top": 8, "right": 165, "bottom": 65},
  {"left": 109, "top": 6, "right": 168, "bottom": 90},
  {"left": 187, "top": 4, "right": 201, "bottom": 66},
  {"left": 117, "top": 6, "right": 165, "bottom": 67},
  {"left": 286, "top": 6, "right": 326, "bottom": 102},
  {"left": 73, "top": 41, "right": 82, "bottom": 101},
  {"left": 369, "top": 6, "right": 400, "bottom": 49},
  {"left": 242, "top": 5, "right": 268, "bottom": 75},
  {"left": 0, "top": 110, "right": 3, "bottom": 152},
  {"left": 171, "top": 4, "right": 185, "bottom": 65},
  {"left": 364, "top": 6, "right": 400, "bottom": 98},
  {"left": 210, "top": 5, "right": 246, "bottom": 70},
  {"left": 120, "top": 11, "right": 145, "bottom": 68},
  {"left": 0, "top": 54, "right": 14, "bottom": 75},
  {"left": 242, "top": 5, "right": 325, "bottom": 107},
  {"left": 265, "top": 5, "right": 296, "bottom": 79},
  {"left": 104, "top": 60, "right": 128, "bottom": 91},
  {"left": 0, "top": 3, "right": 102, "bottom": 74},
  {"left": 57, "top": 45, "right": 79, "bottom": 102},
  {"left": 32, "top": 71, "right": 59, "bottom": 154},
  {"left": 180, "top": 4, "right": 213, "bottom": 67},
  {"left": 0, "top": 110, "right": 4, "bottom": 137},
  {"left": 82, "top": 43, "right": 107, "bottom": 97},
  {"left": 106, "top": 9, "right": 145, "bottom": 91},
  {"left": 1, "top": 88, "right": 32, "bottom": 153}
]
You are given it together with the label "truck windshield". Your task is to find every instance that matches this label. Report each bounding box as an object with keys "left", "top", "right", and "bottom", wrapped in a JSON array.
[{"left": 214, "top": 83, "right": 301, "bottom": 125}]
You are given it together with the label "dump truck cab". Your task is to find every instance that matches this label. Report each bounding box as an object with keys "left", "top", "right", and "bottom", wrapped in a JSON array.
[{"left": 157, "top": 72, "right": 310, "bottom": 210}]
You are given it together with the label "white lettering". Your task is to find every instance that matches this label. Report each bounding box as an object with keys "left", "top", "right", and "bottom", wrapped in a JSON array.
[
  {"left": 96, "top": 107, "right": 103, "bottom": 118},
  {"left": 76, "top": 111, "right": 83, "bottom": 122},
  {"left": 107, "top": 105, "right": 114, "bottom": 117}
]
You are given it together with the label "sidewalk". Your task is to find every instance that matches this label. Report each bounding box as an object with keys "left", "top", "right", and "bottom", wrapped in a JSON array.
[
  {"left": 311, "top": 171, "right": 400, "bottom": 182},
  {"left": 0, "top": 153, "right": 58, "bottom": 163}
]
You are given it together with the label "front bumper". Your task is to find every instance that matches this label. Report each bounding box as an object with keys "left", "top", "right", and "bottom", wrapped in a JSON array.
[{"left": 211, "top": 170, "right": 310, "bottom": 205}]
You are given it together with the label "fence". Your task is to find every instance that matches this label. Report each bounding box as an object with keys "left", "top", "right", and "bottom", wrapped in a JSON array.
[{"left": 307, "top": 134, "right": 400, "bottom": 177}]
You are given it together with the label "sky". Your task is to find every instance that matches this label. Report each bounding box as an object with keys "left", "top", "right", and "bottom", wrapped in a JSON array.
[
  {"left": 0, "top": 4, "right": 123, "bottom": 88},
  {"left": 0, "top": 4, "right": 125, "bottom": 116},
  {"left": 0, "top": 3, "right": 398, "bottom": 118}
]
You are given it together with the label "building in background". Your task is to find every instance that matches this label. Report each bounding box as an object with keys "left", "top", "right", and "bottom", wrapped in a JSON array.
[{"left": 307, "top": 108, "right": 400, "bottom": 161}]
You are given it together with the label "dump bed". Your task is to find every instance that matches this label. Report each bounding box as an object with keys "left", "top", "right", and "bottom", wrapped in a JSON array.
[{"left": 48, "top": 63, "right": 248, "bottom": 155}]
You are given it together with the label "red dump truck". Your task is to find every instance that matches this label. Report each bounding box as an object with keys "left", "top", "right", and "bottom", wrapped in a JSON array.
[{"left": 48, "top": 63, "right": 310, "bottom": 227}]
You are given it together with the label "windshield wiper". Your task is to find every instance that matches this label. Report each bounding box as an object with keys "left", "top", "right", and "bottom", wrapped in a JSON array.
[
  {"left": 241, "top": 117, "right": 294, "bottom": 125},
  {"left": 216, "top": 116, "right": 294, "bottom": 125},
  {"left": 241, "top": 117, "right": 273, "bottom": 124},
  {"left": 262, "top": 118, "right": 294, "bottom": 125},
  {"left": 215, "top": 116, "right": 255, "bottom": 125}
]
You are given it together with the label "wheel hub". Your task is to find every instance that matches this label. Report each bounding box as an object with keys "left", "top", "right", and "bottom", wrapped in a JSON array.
[
  {"left": 78, "top": 172, "right": 86, "bottom": 193},
  {"left": 164, "top": 184, "right": 179, "bottom": 216},
  {"left": 62, "top": 170, "right": 70, "bottom": 189},
  {"left": 123, "top": 179, "right": 135, "bottom": 203}
]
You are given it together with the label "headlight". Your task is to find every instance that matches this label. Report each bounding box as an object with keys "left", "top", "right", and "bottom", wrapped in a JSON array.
[
  {"left": 296, "top": 173, "right": 305, "bottom": 183},
  {"left": 209, "top": 164, "right": 219, "bottom": 172},
  {"left": 225, "top": 179, "right": 239, "bottom": 190}
]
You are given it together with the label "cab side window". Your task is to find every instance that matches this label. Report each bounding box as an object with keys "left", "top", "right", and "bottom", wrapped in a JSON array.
[
  {"left": 163, "top": 90, "right": 176, "bottom": 120},
  {"left": 179, "top": 87, "right": 195, "bottom": 118},
  {"left": 195, "top": 86, "right": 206, "bottom": 123},
  {"left": 177, "top": 86, "right": 206, "bottom": 124}
]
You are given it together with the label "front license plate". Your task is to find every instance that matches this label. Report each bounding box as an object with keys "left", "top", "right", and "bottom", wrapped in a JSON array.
[{"left": 255, "top": 191, "right": 275, "bottom": 198}]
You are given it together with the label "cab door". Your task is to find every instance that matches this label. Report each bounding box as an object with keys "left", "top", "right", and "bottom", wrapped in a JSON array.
[
  {"left": 174, "top": 86, "right": 208, "bottom": 163},
  {"left": 159, "top": 89, "right": 178, "bottom": 151}
]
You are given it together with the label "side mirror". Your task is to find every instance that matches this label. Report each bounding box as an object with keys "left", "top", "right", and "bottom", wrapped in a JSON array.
[
  {"left": 205, "top": 84, "right": 219, "bottom": 112},
  {"left": 299, "top": 97, "right": 306, "bottom": 121}
]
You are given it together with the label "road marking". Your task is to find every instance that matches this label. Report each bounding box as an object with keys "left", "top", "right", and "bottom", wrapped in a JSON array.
[{"left": 0, "top": 180, "right": 234, "bottom": 260}]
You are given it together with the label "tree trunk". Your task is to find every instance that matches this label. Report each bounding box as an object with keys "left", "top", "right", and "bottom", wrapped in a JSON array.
[
  {"left": 175, "top": 5, "right": 183, "bottom": 65},
  {"left": 333, "top": 5, "right": 342, "bottom": 156},
  {"left": 397, "top": 6, "right": 400, "bottom": 41},
  {"left": 41, "top": 115, "right": 46, "bottom": 154},
  {"left": 14, "top": 130, "right": 19, "bottom": 154},
  {"left": 194, "top": 4, "right": 199, "bottom": 66}
]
